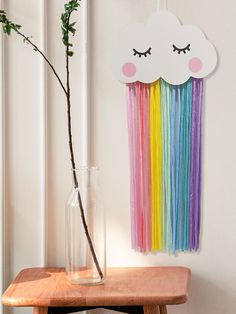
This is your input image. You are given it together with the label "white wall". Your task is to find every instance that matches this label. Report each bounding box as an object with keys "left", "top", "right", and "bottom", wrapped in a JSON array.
[{"left": 1, "top": 1, "right": 236, "bottom": 314}]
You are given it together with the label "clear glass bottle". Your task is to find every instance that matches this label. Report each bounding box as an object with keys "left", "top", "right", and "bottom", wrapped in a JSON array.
[{"left": 65, "top": 167, "right": 106, "bottom": 285}]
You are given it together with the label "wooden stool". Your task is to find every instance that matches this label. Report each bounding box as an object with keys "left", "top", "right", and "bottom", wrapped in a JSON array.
[{"left": 2, "top": 267, "right": 190, "bottom": 314}]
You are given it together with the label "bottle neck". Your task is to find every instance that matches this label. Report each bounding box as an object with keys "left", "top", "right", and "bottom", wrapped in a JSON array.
[{"left": 71, "top": 167, "right": 99, "bottom": 189}]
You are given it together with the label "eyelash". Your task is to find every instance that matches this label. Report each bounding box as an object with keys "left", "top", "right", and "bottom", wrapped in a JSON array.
[
  {"left": 133, "top": 47, "right": 152, "bottom": 58},
  {"left": 172, "top": 44, "right": 191, "bottom": 54}
]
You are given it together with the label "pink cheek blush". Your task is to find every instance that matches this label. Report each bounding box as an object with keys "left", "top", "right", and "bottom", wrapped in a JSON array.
[
  {"left": 122, "top": 62, "right": 136, "bottom": 77},
  {"left": 188, "top": 57, "right": 203, "bottom": 73}
]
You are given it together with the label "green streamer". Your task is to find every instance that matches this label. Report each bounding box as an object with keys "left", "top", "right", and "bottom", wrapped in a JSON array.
[{"left": 161, "top": 79, "right": 172, "bottom": 251}]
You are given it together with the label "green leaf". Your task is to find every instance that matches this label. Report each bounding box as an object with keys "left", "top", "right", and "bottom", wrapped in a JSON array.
[
  {"left": 69, "top": 22, "right": 76, "bottom": 28},
  {"left": 61, "top": 0, "right": 80, "bottom": 52},
  {"left": 67, "top": 51, "right": 74, "bottom": 57},
  {"left": 68, "top": 26, "right": 76, "bottom": 35},
  {"left": 3, "top": 24, "right": 11, "bottom": 35},
  {"left": 0, "top": 14, "right": 7, "bottom": 23}
]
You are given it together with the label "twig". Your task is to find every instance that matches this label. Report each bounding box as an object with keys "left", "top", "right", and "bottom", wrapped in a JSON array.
[
  {"left": 15, "top": 29, "right": 67, "bottom": 96},
  {"left": 65, "top": 9, "right": 103, "bottom": 280}
]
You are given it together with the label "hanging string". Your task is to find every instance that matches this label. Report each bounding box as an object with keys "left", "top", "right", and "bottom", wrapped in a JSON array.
[{"left": 157, "top": 0, "right": 167, "bottom": 10}]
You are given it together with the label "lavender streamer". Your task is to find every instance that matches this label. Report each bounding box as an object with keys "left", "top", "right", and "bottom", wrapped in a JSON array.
[{"left": 190, "top": 78, "right": 203, "bottom": 251}]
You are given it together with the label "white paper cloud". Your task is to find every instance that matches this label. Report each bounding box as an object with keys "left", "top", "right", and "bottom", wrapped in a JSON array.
[{"left": 112, "top": 10, "right": 217, "bottom": 85}]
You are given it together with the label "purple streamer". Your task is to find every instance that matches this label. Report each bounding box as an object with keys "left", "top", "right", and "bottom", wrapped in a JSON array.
[{"left": 189, "top": 78, "right": 203, "bottom": 251}]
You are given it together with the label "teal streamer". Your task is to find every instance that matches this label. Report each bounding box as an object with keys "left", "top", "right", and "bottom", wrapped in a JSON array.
[
  {"left": 168, "top": 80, "right": 193, "bottom": 253},
  {"left": 180, "top": 82, "right": 187, "bottom": 251},
  {"left": 176, "top": 83, "right": 185, "bottom": 251},
  {"left": 170, "top": 85, "right": 176, "bottom": 252},
  {"left": 172, "top": 79, "right": 193, "bottom": 252},
  {"left": 175, "top": 86, "right": 181, "bottom": 252}
]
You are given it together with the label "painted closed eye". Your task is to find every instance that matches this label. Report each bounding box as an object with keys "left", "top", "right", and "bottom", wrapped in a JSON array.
[
  {"left": 172, "top": 44, "right": 191, "bottom": 54},
  {"left": 133, "top": 47, "right": 152, "bottom": 58}
]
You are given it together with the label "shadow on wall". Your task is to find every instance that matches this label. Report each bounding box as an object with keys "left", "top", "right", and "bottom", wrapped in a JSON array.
[{"left": 170, "top": 273, "right": 236, "bottom": 314}]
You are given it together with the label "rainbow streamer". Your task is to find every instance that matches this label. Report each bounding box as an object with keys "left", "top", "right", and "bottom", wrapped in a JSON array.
[{"left": 127, "top": 78, "right": 203, "bottom": 253}]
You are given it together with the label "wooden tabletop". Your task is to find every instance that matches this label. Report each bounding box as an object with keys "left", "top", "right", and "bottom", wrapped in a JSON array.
[{"left": 2, "top": 267, "right": 191, "bottom": 308}]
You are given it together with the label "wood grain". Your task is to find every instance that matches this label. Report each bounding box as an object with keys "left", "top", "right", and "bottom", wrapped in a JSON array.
[
  {"left": 159, "top": 305, "right": 168, "bottom": 314},
  {"left": 33, "top": 307, "right": 48, "bottom": 314},
  {"left": 2, "top": 267, "right": 190, "bottom": 308}
]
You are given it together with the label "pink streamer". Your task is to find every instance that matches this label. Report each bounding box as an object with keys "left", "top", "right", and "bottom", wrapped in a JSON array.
[
  {"left": 136, "top": 83, "right": 143, "bottom": 250},
  {"left": 127, "top": 82, "right": 151, "bottom": 252},
  {"left": 127, "top": 83, "right": 137, "bottom": 249}
]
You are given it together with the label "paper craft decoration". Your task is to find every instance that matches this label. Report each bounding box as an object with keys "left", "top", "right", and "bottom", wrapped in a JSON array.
[{"left": 112, "top": 10, "right": 217, "bottom": 253}]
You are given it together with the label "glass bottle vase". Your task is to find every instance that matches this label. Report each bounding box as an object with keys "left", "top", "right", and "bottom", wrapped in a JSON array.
[{"left": 65, "top": 167, "right": 106, "bottom": 285}]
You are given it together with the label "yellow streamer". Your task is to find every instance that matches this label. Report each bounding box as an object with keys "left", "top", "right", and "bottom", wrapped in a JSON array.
[{"left": 150, "top": 80, "right": 163, "bottom": 251}]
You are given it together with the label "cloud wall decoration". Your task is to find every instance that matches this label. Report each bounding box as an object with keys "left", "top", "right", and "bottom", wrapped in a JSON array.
[
  {"left": 113, "top": 10, "right": 217, "bottom": 85},
  {"left": 112, "top": 10, "right": 218, "bottom": 254}
]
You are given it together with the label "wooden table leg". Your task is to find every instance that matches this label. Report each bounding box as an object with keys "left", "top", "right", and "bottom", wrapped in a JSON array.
[
  {"left": 143, "top": 305, "right": 160, "bottom": 314},
  {"left": 33, "top": 307, "right": 48, "bottom": 314},
  {"left": 159, "top": 305, "right": 168, "bottom": 314}
]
